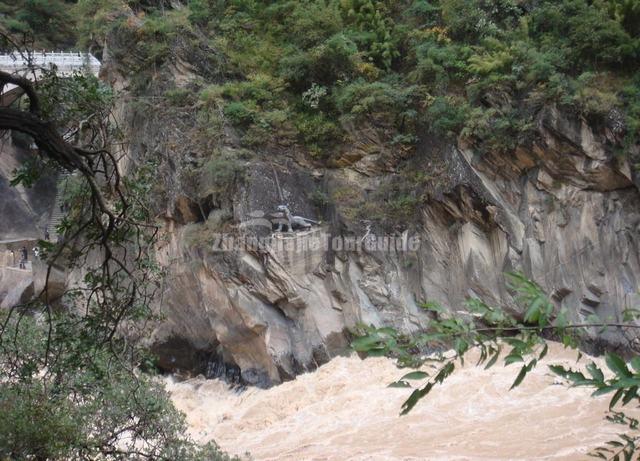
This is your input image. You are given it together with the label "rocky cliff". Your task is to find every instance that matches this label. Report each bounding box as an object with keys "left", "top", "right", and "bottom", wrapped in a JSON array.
[
  {"left": 0, "top": 132, "right": 56, "bottom": 241},
  {"left": 98, "top": 34, "right": 640, "bottom": 388}
]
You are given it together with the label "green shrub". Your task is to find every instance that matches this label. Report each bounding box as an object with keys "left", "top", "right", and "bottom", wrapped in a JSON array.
[
  {"left": 340, "top": 0, "right": 400, "bottom": 69},
  {"left": 440, "top": 0, "right": 521, "bottom": 41},
  {"left": 201, "top": 74, "right": 291, "bottom": 143},
  {"left": 462, "top": 106, "right": 535, "bottom": 153},
  {"left": 280, "top": 0, "right": 343, "bottom": 49},
  {"left": 333, "top": 77, "right": 423, "bottom": 143},
  {"left": 388, "top": 194, "right": 420, "bottom": 220},
  {"left": 530, "top": 0, "right": 638, "bottom": 67},
  {"left": 410, "top": 34, "right": 470, "bottom": 88},
  {"left": 3, "top": 17, "right": 30, "bottom": 34},
  {"left": 424, "top": 96, "right": 470, "bottom": 138},
  {"left": 0, "top": 0, "right": 76, "bottom": 48},
  {"left": 73, "top": 0, "right": 129, "bottom": 47},
  {"left": 571, "top": 72, "right": 620, "bottom": 116},
  {"left": 605, "top": 0, "right": 640, "bottom": 37},
  {"left": 335, "top": 78, "right": 419, "bottom": 118},
  {"left": 309, "top": 189, "right": 331, "bottom": 208},
  {"left": 295, "top": 112, "right": 343, "bottom": 150},
  {"left": 353, "top": 177, "right": 424, "bottom": 229},
  {"left": 135, "top": 10, "right": 191, "bottom": 65},
  {"left": 222, "top": 76, "right": 273, "bottom": 102},
  {"left": 199, "top": 84, "right": 224, "bottom": 105},
  {"left": 302, "top": 83, "right": 329, "bottom": 109},
  {"left": 165, "top": 88, "right": 195, "bottom": 106},
  {"left": 279, "top": 34, "right": 359, "bottom": 89},
  {"left": 224, "top": 101, "right": 256, "bottom": 126},
  {"left": 188, "top": 0, "right": 224, "bottom": 26},
  {"left": 0, "top": 312, "right": 237, "bottom": 461},
  {"left": 313, "top": 33, "right": 360, "bottom": 82},
  {"left": 200, "top": 149, "right": 247, "bottom": 196},
  {"left": 620, "top": 77, "right": 640, "bottom": 154}
]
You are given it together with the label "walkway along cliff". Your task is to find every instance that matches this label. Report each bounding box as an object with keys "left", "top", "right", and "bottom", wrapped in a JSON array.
[{"left": 0, "top": 52, "right": 100, "bottom": 310}]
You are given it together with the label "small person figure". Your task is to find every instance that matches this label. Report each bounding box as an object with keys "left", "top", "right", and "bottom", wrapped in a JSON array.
[
  {"left": 10, "top": 250, "right": 15, "bottom": 266},
  {"left": 44, "top": 228, "right": 50, "bottom": 241},
  {"left": 19, "top": 246, "right": 28, "bottom": 269},
  {"left": 33, "top": 247, "right": 40, "bottom": 259},
  {"left": 20, "top": 247, "right": 29, "bottom": 269}
]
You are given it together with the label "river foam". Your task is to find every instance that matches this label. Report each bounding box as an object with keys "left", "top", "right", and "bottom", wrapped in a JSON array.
[{"left": 166, "top": 342, "right": 621, "bottom": 460}]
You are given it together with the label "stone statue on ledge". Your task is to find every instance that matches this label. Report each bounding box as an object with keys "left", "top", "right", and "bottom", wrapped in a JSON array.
[{"left": 273, "top": 204, "right": 319, "bottom": 232}]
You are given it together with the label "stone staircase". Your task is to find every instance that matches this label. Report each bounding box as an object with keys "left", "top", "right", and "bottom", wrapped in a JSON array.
[{"left": 48, "top": 172, "right": 70, "bottom": 242}]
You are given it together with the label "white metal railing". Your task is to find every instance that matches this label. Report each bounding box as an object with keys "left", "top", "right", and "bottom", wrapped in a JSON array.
[{"left": 0, "top": 51, "right": 101, "bottom": 75}]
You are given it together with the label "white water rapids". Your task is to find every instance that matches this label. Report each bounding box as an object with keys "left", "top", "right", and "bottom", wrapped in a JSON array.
[{"left": 166, "top": 342, "right": 623, "bottom": 460}]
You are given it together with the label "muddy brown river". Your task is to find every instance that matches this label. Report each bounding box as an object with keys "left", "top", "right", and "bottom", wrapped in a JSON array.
[{"left": 167, "top": 342, "right": 622, "bottom": 460}]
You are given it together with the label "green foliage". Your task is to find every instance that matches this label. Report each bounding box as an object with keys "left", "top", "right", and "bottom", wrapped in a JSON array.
[
  {"left": 38, "top": 70, "right": 114, "bottom": 127},
  {"left": 530, "top": 0, "right": 639, "bottom": 67},
  {"left": 409, "top": 31, "right": 470, "bottom": 88},
  {"left": 340, "top": 172, "right": 425, "bottom": 229},
  {"left": 620, "top": 76, "right": 640, "bottom": 152},
  {"left": 10, "top": 157, "right": 56, "bottom": 188},
  {"left": 440, "top": 0, "right": 522, "bottom": 41},
  {"left": 334, "top": 78, "right": 421, "bottom": 126},
  {"left": 294, "top": 112, "right": 343, "bottom": 154},
  {"left": 200, "top": 148, "right": 247, "bottom": 196},
  {"left": 281, "top": 33, "right": 360, "bottom": 88},
  {"left": 462, "top": 106, "right": 536, "bottom": 154},
  {"left": 137, "top": 9, "right": 191, "bottom": 66},
  {"left": 302, "top": 83, "right": 328, "bottom": 109},
  {"left": 308, "top": 188, "right": 331, "bottom": 208},
  {"left": 0, "top": 312, "right": 236, "bottom": 461},
  {"left": 224, "top": 100, "right": 256, "bottom": 126},
  {"left": 570, "top": 72, "right": 621, "bottom": 116},
  {"left": 278, "top": 0, "right": 344, "bottom": 49},
  {"left": 424, "top": 96, "right": 469, "bottom": 138},
  {"left": 351, "top": 324, "right": 422, "bottom": 368},
  {"left": 199, "top": 73, "right": 295, "bottom": 146},
  {"left": 352, "top": 273, "right": 640, "bottom": 457},
  {"left": 171, "top": 0, "right": 640, "bottom": 160},
  {"left": 605, "top": 0, "right": 640, "bottom": 37},
  {"left": 351, "top": 274, "right": 577, "bottom": 400},
  {"left": 340, "top": 0, "right": 400, "bottom": 69},
  {"left": 549, "top": 352, "right": 640, "bottom": 459},
  {"left": 165, "top": 87, "right": 196, "bottom": 106},
  {"left": 75, "top": 3, "right": 191, "bottom": 70},
  {"left": 0, "top": 0, "right": 77, "bottom": 48},
  {"left": 8, "top": 0, "right": 640, "bottom": 161},
  {"left": 72, "top": 0, "right": 130, "bottom": 48},
  {"left": 187, "top": 0, "right": 225, "bottom": 26}
]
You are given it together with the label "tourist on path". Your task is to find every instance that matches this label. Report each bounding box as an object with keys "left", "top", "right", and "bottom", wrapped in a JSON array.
[{"left": 19, "top": 246, "right": 28, "bottom": 269}]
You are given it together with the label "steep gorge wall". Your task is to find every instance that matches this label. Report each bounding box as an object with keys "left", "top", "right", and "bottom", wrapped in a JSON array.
[
  {"left": 102, "top": 41, "right": 640, "bottom": 387},
  {"left": 0, "top": 132, "right": 56, "bottom": 241}
]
